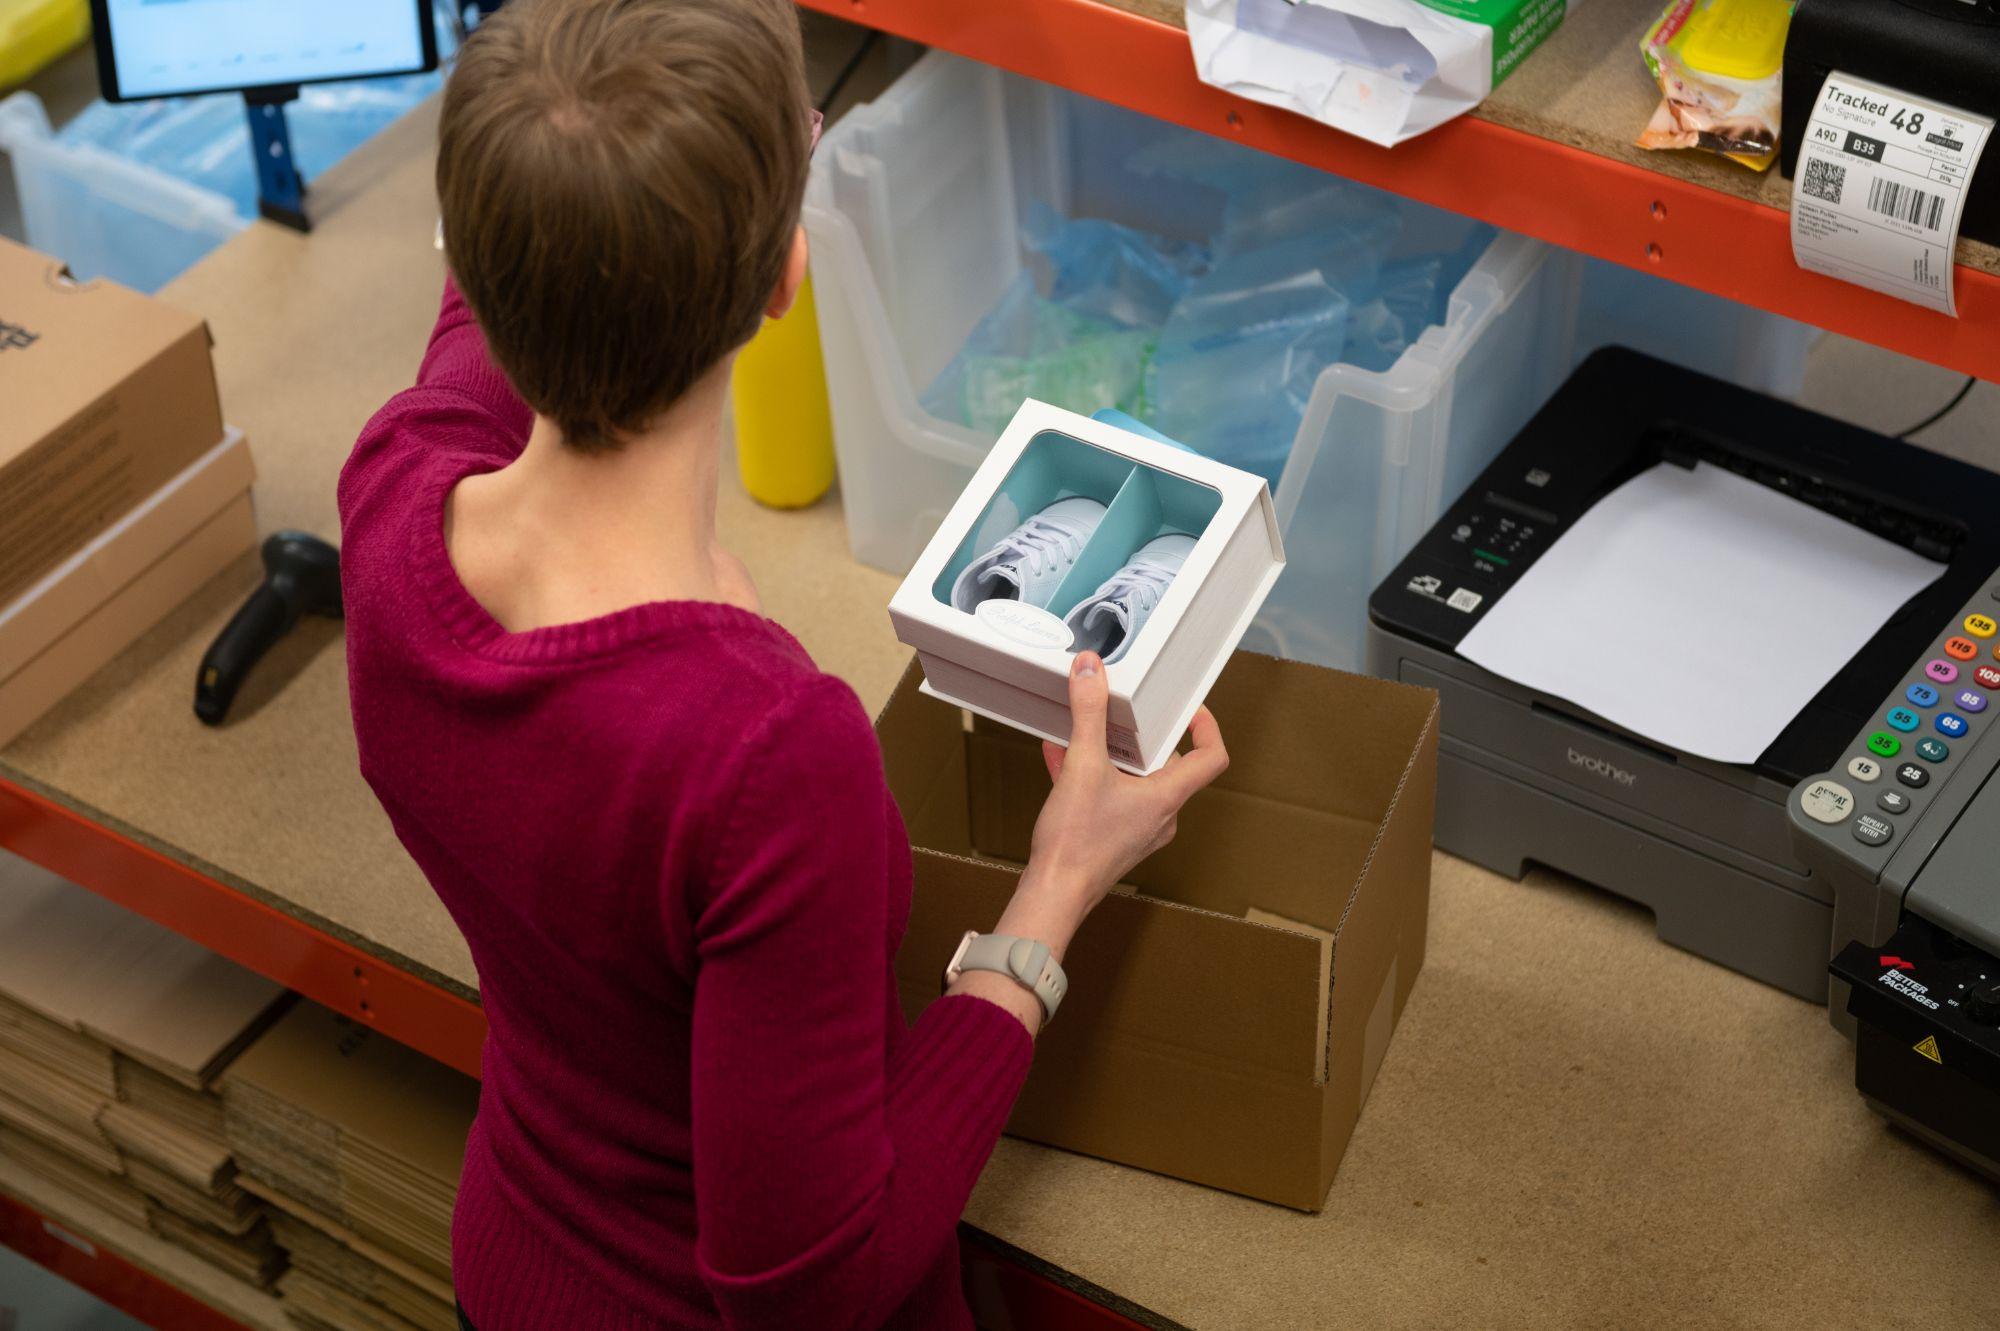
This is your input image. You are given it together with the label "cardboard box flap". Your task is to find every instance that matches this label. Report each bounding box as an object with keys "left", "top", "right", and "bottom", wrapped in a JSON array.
[
  {"left": 0, "top": 239, "right": 214, "bottom": 461},
  {"left": 966, "top": 717, "right": 1383, "bottom": 929},
  {"left": 1194, "top": 651, "right": 1439, "bottom": 814},
  {"left": 878, "top": 659, "right": 965, "bottom": 815}
]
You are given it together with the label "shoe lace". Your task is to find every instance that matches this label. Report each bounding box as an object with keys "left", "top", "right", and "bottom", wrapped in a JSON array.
[
  {"left": 1006, "top": 516, "right": 1088, "bottom": 579},
  {"left": 1102, "top": 555, "right": 1180, "bottom": 610}
]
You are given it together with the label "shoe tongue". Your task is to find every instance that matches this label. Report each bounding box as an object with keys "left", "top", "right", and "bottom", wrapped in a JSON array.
[
  {"left": 1086, "top": 597, "right": 1134, "bottom": 636},
  {"left": 981, "top": 563, "right": 1025, "bottom": 600}
]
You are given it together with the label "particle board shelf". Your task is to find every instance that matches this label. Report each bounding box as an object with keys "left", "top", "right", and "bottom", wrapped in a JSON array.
[{"left": 802, "top": 0, "right": 2000, "bottom": 382}]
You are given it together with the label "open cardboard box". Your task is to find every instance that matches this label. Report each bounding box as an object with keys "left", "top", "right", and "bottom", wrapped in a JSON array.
[
  {"left": 890, "top": 401, "right": 1284, "bottom": 775},
  {"left": 880, "top": 649, "right": 1439, "bottom": 1210}
]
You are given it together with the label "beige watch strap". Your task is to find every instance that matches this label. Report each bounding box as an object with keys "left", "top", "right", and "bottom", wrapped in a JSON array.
[{"left": 945, "top": 930, "right": 1067, "bottom": 1022}]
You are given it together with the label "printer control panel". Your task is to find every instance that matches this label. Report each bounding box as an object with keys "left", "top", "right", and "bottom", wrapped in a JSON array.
[{"left": 1793, "top": 576, "right": 2000, "bottom": 872}]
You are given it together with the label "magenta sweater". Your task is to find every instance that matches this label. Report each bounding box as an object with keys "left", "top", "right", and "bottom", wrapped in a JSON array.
[{"left": 338, "top": 281, "right": 1033, "bottom": 1330}]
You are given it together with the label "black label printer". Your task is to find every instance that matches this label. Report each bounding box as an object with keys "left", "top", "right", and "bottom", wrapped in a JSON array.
[
  {"left": 1789, "top": 588, "right": 2000, "bottom": 1182},
  {"left": 1366, "top": 349, "right": 2000, "bottom": 1002},
  {"left": 1780, "top": 0, "right": 2000, "bottom": 246}
]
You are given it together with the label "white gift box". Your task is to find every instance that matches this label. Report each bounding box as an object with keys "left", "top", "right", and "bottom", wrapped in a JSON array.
[{"left": 889, "top": 401, "right": 1286, "bottom": 774}]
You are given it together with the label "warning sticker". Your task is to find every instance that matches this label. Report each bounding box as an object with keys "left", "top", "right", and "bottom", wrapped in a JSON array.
[
  {"left": 1913, "top": 1034, "right": 1943, "bottom": 1065},
  {"left": 1790, "top": 72, "right": 1994, "bottom": 316}
]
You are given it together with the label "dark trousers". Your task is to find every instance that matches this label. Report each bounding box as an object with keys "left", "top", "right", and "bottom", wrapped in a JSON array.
[{"left": 457, "top": 1306, "right": 475, "bottom": 1331}]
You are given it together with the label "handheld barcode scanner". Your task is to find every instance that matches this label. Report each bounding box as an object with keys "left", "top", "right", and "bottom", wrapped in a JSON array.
[{"left": 194, "top": 532, "right": 342, "bottom": 726}]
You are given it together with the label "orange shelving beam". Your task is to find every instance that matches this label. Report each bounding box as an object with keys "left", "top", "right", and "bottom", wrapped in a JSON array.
[
  {"left": 802, "top": 0, "right": 2000, "bottom": 383},
  {"left": 0, "top": 777, "right": 486, "bottom": 1079},
  {"left": 0, "top": 1189, "right": 257, "bottom": 1331}
]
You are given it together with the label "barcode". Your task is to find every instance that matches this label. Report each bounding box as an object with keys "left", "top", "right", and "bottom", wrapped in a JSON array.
[
  {"left": 1803, "top": 158, "right": 1845, "bottom": 204},
  {"left": 1868, "top": 178, "right": 1946, "bottom": 231}
]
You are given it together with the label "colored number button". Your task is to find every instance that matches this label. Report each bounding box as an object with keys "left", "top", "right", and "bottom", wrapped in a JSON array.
[
  {"left": 1978, "top": 666, "right": 2000, "bottom": 691},
  {"left": 1966, "top": 613, "right": 1998, "bottom": 639},
  {"left": 1847, "top": 756, "right": 1882, "bottom": 783},
  {"left": 1936, "top": 712, "right": 1969, "bottom": 738},
  {"left": 1926, "top": 659, "right": 1960, "bottom": 684},
  {"left": 1898, "top": 763, "right": 1931, "bottom": 788},
  {"left": 1868, "top": 732, "right": 1902, "bottom": 758},
  {"left": 1958, "top": 690, "right": 1988, "bottom": 714},
  {"left": 1917, "top": 738, "right": 1950, "bottom": 763},
  {"left": 1907, "top": 683, "right": 1940, "bottom": 707},
  {"left": 1886, "top": 707, "right": 1920, "bottom": 732},
  {"left": 1947, "top": 636, "right": 1979, "bottom": 661}
]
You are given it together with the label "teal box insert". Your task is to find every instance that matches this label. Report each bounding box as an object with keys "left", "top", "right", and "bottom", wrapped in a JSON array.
[{"left": 932, "top": 429, "right": 1221, "bottom": 623}]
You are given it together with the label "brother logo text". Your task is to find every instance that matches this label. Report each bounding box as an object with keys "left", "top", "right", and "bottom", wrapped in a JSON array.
[{"left": 1567, "top": 747, "right": 1637, "bottom": 787}]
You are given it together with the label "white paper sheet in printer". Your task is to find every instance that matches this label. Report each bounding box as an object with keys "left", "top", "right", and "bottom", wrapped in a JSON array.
[{"left": 1456, "top": 461, "right": 1946, "bottom": 764}]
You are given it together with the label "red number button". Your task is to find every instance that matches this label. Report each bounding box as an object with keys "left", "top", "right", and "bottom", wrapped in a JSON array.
[
  {"left": 1979, "top": 665, "right": 2000, "bottom": 691},
  {"left": 1947, "top": 636, "right": 1979, "bottom": 661}
]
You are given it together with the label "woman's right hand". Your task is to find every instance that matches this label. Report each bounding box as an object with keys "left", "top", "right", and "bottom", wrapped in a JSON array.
[
  {"left": 996, "top": 650, "right": 1229, "bottom": 963},
  {"left": 949, "top": 652, "right": 1229, "bottom": 1034}
]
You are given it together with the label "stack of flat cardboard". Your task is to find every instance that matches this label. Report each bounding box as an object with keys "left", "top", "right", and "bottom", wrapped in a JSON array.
[
  {"left": 0, "top": 237, "right": 258, "bottom": 746},
  {"left": 224, "top": 1001, "right": 475, "bottom": 1331},
  {"left": 0, "top": 850, "right": 291, "bottom": 1288}
]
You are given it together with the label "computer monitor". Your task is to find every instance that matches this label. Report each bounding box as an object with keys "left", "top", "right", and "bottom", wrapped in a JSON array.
[{"left": 91, "top": 0, "right": 439, "bottom": 103}]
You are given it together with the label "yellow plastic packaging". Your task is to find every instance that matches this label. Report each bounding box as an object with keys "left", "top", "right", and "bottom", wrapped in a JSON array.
[
  {"left": 1636, "top": 0, "right": 1794, "bottom": 171},
  {"left": 0, "top": 0, "right": 90, "bottom": 90},
  {"left": 731, "top": 273, "right": 836, "bottom": 510}
]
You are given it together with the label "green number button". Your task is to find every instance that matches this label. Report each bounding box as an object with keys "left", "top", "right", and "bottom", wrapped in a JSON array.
[{"left": 1867, "top": 732, "right": 1902, "bottom": 758}]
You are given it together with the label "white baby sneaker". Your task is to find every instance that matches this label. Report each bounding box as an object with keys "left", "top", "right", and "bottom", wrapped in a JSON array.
[
  {"left": 1061, "top": 532, "right": 1196, "bottom": 664},
  {"left": 950, "top": 496, "right": 1107, "bottom": 613}
]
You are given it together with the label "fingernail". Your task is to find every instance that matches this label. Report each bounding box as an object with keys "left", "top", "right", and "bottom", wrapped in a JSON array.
[{"left": 1075, "top": 653, "right": 1100, "bottom": 678}]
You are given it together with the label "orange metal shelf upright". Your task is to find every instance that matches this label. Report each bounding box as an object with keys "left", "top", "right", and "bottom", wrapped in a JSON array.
[{"left": 800, "top": 0, "right": 2000, "bottom": 384}]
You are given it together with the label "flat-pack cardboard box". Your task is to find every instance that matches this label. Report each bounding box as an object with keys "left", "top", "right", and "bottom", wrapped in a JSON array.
[
  {"left": 881, "top": 650, "right": 1439, "bottom": 1210},
  {"left": 889, "top": 401, "right": 1285, "bottom": 775},
  {"left": 0, "top": 236, "right": 225, "bottom": 608},
  {"left": 0, "top": 431, "right": 256, "bottom": 747}
]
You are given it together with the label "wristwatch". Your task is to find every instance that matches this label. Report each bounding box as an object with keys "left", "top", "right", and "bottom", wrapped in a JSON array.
[{"left": 943, "top": 931, "right": 1067, "bottom": 1023}]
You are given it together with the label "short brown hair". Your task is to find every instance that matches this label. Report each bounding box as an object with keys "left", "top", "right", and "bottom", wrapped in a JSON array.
[{"left": 438, "top": 0, "right": 811, "bottom": 451}]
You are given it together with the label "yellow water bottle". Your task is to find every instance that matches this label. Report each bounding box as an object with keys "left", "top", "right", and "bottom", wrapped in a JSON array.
[{"left": 732, "top": 273, "right": 836, "bottom": 509}]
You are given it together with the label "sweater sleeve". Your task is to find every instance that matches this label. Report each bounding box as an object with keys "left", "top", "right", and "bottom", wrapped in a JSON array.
[
  {"left": 690, "top": 677, "right": 1033, "bottom": 1331},
  {"left": 339, "top": 277, "right": 533, "bottom": 526},
  {"left": 412, "top": 275, "right": 535, "bottom": 445}
]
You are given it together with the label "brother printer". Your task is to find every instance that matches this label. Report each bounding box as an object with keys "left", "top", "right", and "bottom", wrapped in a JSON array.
[{"left": 1366, "top": 348, "right": 2000, "bottom": 1001}]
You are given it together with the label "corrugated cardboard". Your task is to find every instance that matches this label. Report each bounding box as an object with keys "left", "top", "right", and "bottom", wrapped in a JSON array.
[
  {"left": 881, "top": 650, "right": 1438, "bottom": 1210},
  {"left": 0, "top": 430, "right": 253, "bottom": 684},
  {"left": 0, "top": 488, "right": 256, "bottom": 747},
  {"left": 224, "top": 1001, "right": 473, "bottom": 1283},
  {"left": 0, "top": 850, "right": 288, "bottom": 1088},
  {"left": 0, "top": 237, "right": 224, "bottom": 607}
]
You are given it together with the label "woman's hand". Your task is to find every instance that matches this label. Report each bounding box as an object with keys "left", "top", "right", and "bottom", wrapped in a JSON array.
[
  {"left": 950, "top": 651, "right": 1229, "bottom": 1034},
  {"left": 1019, "top": 649, "right": 1229, "bottom": 944}
]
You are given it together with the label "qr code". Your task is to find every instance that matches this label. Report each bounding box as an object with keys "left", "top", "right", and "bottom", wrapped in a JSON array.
[{"left": 1803, "top": 158, "right": 1846, "bottom": 205}]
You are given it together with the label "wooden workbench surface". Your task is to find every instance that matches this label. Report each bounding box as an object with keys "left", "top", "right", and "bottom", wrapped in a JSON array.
[
  {"left": 1109, "top": 0, "right": 2000, "bottom": 280},
  {"left": 3, "top": 96, "right": 1993, "bottom": 1330}
]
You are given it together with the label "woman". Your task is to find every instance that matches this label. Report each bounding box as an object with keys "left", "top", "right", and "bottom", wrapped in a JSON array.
[{"left": 338, "top": 2, "right": 1229, "bottom": 1328}]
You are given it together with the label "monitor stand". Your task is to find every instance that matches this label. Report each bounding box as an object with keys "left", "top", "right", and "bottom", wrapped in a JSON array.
[{"left": 243, "top": 85, "right": 310, "bottom": 233}]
